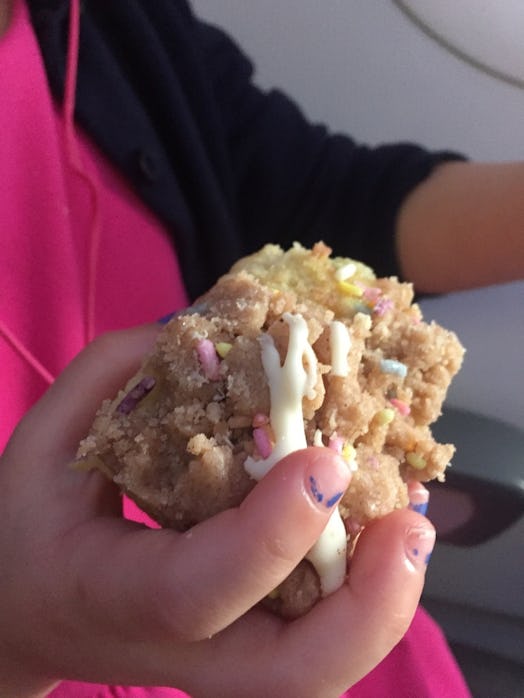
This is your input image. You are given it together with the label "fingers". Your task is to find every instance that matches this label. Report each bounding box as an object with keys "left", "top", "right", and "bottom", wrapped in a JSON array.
[
  {"left": 407, "top": 480, "right": 430, "bottom": 516},
  {"left": 55, "top": 448, "right": 352, "bottom": 654},
  {"left": 271, "top": 508, "right": 435, "bottom": 697},
  {"left": 6, "top": 323, "right": 160, "bottom": 465}
]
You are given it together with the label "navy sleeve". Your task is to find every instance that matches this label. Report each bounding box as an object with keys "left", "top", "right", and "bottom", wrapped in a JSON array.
[{"left": 193, "top": 18, "right": 465, "bottom": 278}]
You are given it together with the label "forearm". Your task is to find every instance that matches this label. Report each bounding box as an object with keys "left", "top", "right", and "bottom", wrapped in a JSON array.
[{"left": 396, "top": 160, "right": 524, "bottom": 293}]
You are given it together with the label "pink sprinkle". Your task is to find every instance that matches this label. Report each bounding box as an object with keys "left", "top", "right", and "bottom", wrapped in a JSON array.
[
  {"left": 328, "top": 435, "right": 344, "bottom": 454},
  {"left": 196, "top": 339, "right": 221, "bottom": 381},
  {"left": 367, "top": 455, "right": 380, "bottom": 470},
  {"left": 390, "top": 398, "right": 411, "bottom": 416},
  {"left": 362, "top": 286, "right": 382, "bottom": 303},
  {"left": 373, "top": 297, "right": 394, "bottom": 317},
  {"left": 253, "top": 426, "right": 273, "bottom": 459},
  {"left": 252, "top": 413, "right": 269, "bottom": 428}
]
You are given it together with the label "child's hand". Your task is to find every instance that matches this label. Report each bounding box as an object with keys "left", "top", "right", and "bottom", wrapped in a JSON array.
[{"left": 0, "top": 324, "right": 435, "bottom": 698}]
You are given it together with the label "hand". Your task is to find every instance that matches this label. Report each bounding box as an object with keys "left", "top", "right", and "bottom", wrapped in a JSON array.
[{"left": 0, "top": 324, "right": 435, "bottom": 698}]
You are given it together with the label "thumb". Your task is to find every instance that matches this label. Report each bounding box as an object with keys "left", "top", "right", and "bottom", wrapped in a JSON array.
[{"left": 276, "top": 509, "right": 436, "bottom": 696}]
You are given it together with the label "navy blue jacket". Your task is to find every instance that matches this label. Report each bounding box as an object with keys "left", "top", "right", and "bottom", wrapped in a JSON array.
[{"left": 28, "top": 0, "right": 462, "bottom": 300}]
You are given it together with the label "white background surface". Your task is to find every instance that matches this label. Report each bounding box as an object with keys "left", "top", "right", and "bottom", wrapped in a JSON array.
[
  {"left": 396, "top": 0, "right": 524, "bottom": 88},
  {"left": 193, "top": 0, "right": 524, "bottom": 430}
]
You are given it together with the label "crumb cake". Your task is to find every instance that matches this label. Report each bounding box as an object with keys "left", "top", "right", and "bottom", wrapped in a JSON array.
[{"left": 77, "top": 242, "right": 464, "bottom": 618}]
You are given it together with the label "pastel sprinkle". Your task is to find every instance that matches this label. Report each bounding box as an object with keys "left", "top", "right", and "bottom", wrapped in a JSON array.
[
  {"left": 328, "top": 434, "right": 344, "bottom": 454},
  {"left": 373, "top": 297, "right": 394, "bottom": 316},
  {"left": 215, "top": 341, "right": 232, "bottom": 358},
  {"left": 252, "top": 413, "right": 269, "bottom": 428},
  {"left": 390, "top": 398, "right": 411, "bottom": 416},
  {"left": 337, "top": 280, "right": 363, "bottom": 297},
  {"left": 380, "top": 358, "right": 408, "bottom": 379},
  {"left": 406, "top": 452, "right": 427, "bottom": 470},
  {"left": 196, "top": 339, "right": 221, "bottom": 380},
  {"left": 117, "top": 376, "right": 156, "bottom": 414},
  {"left": 362, "top": 286, "right": 382, "bottom": 303},
  {"left": 375, "top": 408, "right": 395, "bottom": 425},
  {"left": 335, "top": 262, "right": 357, "bottom": 281},
  {"left": 341, "top": 443, "right": 357, "bottom": 471},
  {"left": 253, "top": 426, "right": 273, "bottom": 459},
  {"left": 352, "top": 302, "right": 373, "bottom": 316},
  {"left": 367, "top": 455, "right": 381, "bottom": 470}
]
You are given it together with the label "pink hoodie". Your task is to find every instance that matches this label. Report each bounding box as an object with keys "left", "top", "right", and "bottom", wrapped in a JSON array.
[{"left": 0, "top": 2, "right": 471, "bottom": 696}]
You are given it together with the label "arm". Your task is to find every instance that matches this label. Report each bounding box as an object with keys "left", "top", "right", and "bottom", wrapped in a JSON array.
[
  {"left": 196, "top": 21, "right": 523, "bottom": 294},
  {"left": 396, "top": 160, "right": 524, "bottom": 293}
]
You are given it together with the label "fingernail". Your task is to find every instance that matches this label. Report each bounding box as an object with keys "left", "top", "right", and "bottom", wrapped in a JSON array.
[
  {"left": 157, "top": 303, "right": 208, "bottom": 325},
  {"left": 158, "top": 311, "right": 177, "bottom": 325},
  {"left": 408, "top": 481, "right": 429, "bottom": 516},
  {"left": 405, "top": 524, "right": 436, "bottom": 571},
  {"left": 305, "top": 452, "right": 352, "bottom": 511}
]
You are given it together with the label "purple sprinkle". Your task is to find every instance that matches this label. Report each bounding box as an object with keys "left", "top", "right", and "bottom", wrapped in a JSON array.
[
  {"left": 373, "top": 297, "right": 394, "bottom": 317},
  {"left": 117, "top": 376, "right": 156, "bottom": 415},
  {"left": 424, "top": 552, "right": 432, "bottom": 565},
  {"left": 412, "top": 548, "right": 419, "bottom": 557},
  {"left": 309, "top": 475, "right": 323, "bottom": 503},
  {"left": 326, "top": 491, "right": 343, "bottom": 508}
]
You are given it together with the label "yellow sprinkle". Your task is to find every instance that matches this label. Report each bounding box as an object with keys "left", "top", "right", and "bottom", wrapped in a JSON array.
[
  {"left": 337, "top": 280, "right": 363, "bottom": 297},
  {"left": 215, "top": 342, "right": 232, "bottom": 358},
  {"left": 375, "top": 408, "right": 395, "bottom": 425},
  {"left": 342, "top": 443, "right": 356, "bottom": 462},
  {"left": 406, "top": 452, "right": 427, "bottom": 470},
  {"left": 267, "top": 587, "right": 280, "bottom": 600}
]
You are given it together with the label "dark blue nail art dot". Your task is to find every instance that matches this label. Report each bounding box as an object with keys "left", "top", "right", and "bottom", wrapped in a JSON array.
[
  {"left": 326, "top": 491, "right": 343, "bottom": 508},
  {"left": 309, "top": 475, "right": 323, "bottom": 503}
]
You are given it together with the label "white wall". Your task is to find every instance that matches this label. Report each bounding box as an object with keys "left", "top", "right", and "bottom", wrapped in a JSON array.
[{"left": 193, "top": 0, "right": 524, "bottom": 429}]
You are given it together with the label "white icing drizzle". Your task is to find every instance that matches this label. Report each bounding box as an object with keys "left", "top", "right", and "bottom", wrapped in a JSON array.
[
  {"left": 244, "top": 313, "right": 348, "bottom": 598},
  {"left": 329, "top": 321, "right": 351, "bottom": 377},
  {"left": 244, "top": 313, "right": 316, "bottom": 480},
  {"left": 313, "top": 428, "right": 324, "bottom": 447},
  {"left": 306, "top": 507, "right": 348, "bottom": 595}
]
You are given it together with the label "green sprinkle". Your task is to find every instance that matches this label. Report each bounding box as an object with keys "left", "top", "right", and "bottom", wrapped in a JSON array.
[
  {"left": 215, "top": 342, "right": 233, "bottom": 358},
  {"left": 376, "top": 408, "right": 395, "bottom": 425},
  {"left": 406, "top": 452, "right": 427, "bottom": 470}
]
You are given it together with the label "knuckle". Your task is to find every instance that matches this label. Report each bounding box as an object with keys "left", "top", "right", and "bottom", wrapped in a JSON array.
[
  {"left": 259, "top": 533, "right": 296, "bottom": 567},
  {"left": 150, "top": 574, "right": 216, "bottom": 643}
]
